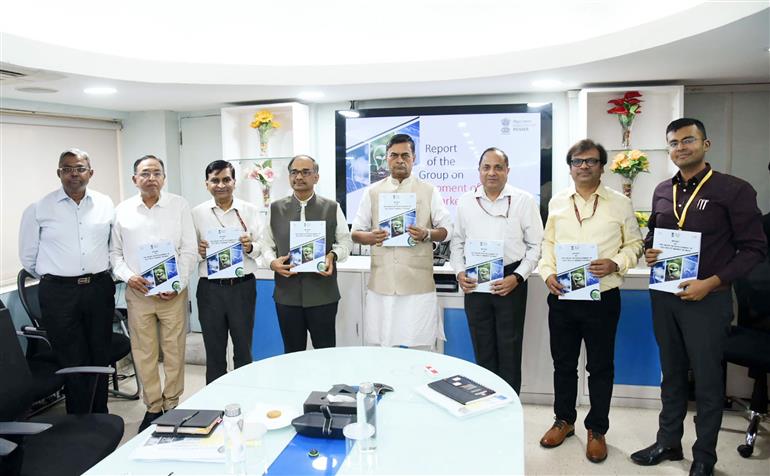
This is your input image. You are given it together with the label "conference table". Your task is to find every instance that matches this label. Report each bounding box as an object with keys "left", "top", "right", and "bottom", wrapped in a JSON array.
[{"left": 85, "top": 347, "right": 524, "bottom": 475}]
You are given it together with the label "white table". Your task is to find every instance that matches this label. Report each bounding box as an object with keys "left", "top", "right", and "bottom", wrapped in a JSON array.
[{"left": 86, "top": 347, "right": 524, "bottom": 475}]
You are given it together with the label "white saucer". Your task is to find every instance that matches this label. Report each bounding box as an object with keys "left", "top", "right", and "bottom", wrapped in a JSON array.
[{"left": 246, "top": 403, "right": 301, "bottom": 430}]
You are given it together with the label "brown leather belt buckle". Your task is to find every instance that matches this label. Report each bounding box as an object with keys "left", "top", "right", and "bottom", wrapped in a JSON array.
[{"left": 77, "top": 276, "right": 91, "bottom": 285}]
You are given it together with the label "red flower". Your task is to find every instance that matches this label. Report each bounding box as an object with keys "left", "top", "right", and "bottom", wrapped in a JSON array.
[
  {"left": 608, "top": 99, "right": 626, "bottom": 106},
  {"left": 624, "top": 91, "right": 642, "bottom": 99},
  {"left": 607, "top": 106, "right": 628, "bottom": 114}
]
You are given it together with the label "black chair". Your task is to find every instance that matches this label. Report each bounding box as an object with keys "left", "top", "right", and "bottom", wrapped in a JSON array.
[
  {"left": 17, "top": 269, "right": 140, "bottom": 401},
  {"left": 0, "top": 305, "right": 124, "bottom": 476},
  {"left": 725, "top": 274, "right": 770, "bottom": 458}
]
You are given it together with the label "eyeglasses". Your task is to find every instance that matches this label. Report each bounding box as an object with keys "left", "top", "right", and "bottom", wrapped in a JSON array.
[
  {"left": 137, "top": 172, "right": 164, "bottom": 179},
  {"left": 667, "top": 137, "right": 703, "bottom": 149},
  {"left": 207, "top": 177, "right": 234, "bottom": 185},
  {"left": 289, "top": 169, "right": 315, "bottom": 177},
  {"left": 58, "top": 166, "right": 91, "bottom": 174},
  {"left": 569, "top": 158, "right": 600, "bottom": 168}
]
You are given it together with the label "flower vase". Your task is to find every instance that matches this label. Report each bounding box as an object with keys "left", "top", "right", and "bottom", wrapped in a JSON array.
[
  {"left": 621, "top": 177, "right": 633, "bottom": 198},
  {"left": 258, "top": 127, "right": 272, "bottom": 157},
  {"left": 261, "top": 184, "right": 271, "bottom": 208},
  {"left": 621, "top": 123, "right": 633, "bottom": 149},
  {"left": 259, "top": 140, "right": 269, "bottom": 157}
]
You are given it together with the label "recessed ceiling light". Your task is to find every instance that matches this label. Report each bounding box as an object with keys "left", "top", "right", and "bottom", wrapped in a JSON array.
[
  {"left": 84, "top": 86, "right": 116, "bottom": 95},
  {"left": 527, "top": 102, "right": 550, "bottom": 108},
  {"left": 297, "top": 91, "right": 325, "bottom": 101},
  {"left": 532, "top": 80, "right": 562, "bottom": 89},
  {"left": 339, "top": 109, "right": 360, "bottom": 118},
  {"left": 16, "top": 87, "right": 58, "bottom": 94},
  {"left": 457, "top": 122, "right": 467, "bottom": 128}
]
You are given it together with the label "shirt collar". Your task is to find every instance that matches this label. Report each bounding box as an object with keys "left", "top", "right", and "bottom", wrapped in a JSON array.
[
  {"left": 56, "top": 187, "right": 92, "bottom": 203},
  {"left": 672, "top": 163, "right": 712, "bottom": 187},
  {"left": 567, "top": 182, "right": 608, "bottom": 200},
  {"left": 388, "top": 175, "right": 414, "bottom": 187},
  {"left": 209, "top": 197, "right": 241, "bottom": 213},
  {"left": 292, "top": 192, "right": 316, "bottom": 206},
  {"left": 136, "top": 191, "right": 166, "bottom": 209},
  {"left": 474, "top": 183, "right": 513, "bottom": 201}
]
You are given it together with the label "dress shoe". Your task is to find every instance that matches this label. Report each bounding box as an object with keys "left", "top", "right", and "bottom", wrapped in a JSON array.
[
  {"left": 137, "top": 411, "right": 163, "bottom": 433},
  {"left": 689, "top": 461, "right": 714, "bottom": 476},
  {"left": 586, "top": 429, "right": 607, "bottom": 463},
  {"left": 630, "top": 442, "right": 684, "bottom": 466},
  {"left": 539, "top": 419, "right": 574, "bottom": 448}
]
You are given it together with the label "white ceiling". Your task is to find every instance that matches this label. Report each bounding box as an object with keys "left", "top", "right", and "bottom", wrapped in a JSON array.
[{"left": 0, "top": 1, "right": 768, "bottom": 112}]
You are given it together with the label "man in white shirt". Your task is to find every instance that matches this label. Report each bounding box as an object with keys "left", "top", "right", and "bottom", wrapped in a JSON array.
[
  {"left": 351, "top": 134, "right": 453, "bottom": 349},
  {"left": 450, "top": 147, "right": 543, "bottom": 394},
  {"left": 192, "top": 160, "right": 262, "bottom": 383},
  {"left": 261, "top": 155, "right": 353, "bottom": 353},
  {"left": 110, "top": 155, "right": 197, "bottom": 432},
  {"left": 19, "top": 148, "right": 115, "bottom": 414}
]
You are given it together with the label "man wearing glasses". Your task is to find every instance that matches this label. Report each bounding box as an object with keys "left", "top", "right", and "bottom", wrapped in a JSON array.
[
  {"left": 450, "top": 147, "right": 543, "bottom": 394},
  {"left": 110, "top": 155, "right": 197, "bottom": 432},
  {"left": 538, "top": 139, "right": 642, "bottom": 463},
  {"left": 19, "top": 148, "right": 115, "bottom": 414},
  {"left": 261, "top": 155, "right": 352, "bottom": 353},
  {"left": 192, "top": 160, "right": 262, "bottom": 384},
  {"left": 631, "top": 119, "right": 766, "bottom": 476},
  {"left": 352, "top": 134, "right": 453, "bottom": 350}
]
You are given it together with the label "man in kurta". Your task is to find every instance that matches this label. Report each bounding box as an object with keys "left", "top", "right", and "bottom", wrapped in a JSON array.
[{"left": 352, "top": 134, "right": 452, "bottom": 349}]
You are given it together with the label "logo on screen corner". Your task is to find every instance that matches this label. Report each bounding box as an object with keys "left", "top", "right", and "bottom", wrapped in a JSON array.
[{"left": 500, "top": 118, "right": 511, "bottom": 135}]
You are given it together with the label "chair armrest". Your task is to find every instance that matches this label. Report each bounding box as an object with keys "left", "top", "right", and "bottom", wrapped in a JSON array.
[
  {"left": 19, "top": 325, "right": 48, "bottom": 338},
  {"left": 55, "top": 366, "right": 115, "bottom": 376},
  {"left": 0, "top": 437, "right": 18, "bottom": 457},
  {"left": 0, "top": 421, "right": 52, "bottom": 437},
  {"left": 15, "top": 330, "right": 53, "bottom": 348}
]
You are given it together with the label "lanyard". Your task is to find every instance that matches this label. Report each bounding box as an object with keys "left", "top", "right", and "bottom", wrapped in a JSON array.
[
  {"left": 475, "top": 188, "right": 511, "bottom": 218},
  {"left": 211, "top": 207, "right": 248, "bottom": 232},
  {"left": 672, "top": 169, "right": 713, "bottom": 229},
  {"left": 572, "top": 194, "right": 599, "bottom": 225}
]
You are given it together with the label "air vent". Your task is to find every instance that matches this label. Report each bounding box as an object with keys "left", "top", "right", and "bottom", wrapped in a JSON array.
[{"left": 0, "top": 68, "right": 27, "bottom": 80}]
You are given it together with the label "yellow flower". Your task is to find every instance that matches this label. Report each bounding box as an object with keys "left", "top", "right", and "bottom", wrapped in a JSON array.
[
  {"left": 618, "top": 157, "right": 631, "bottom": 168},
  {"left": 271, "top": 120, "right": 281, "bottom": 129},
  {"left": 629, "top": 149, "right": 644, "bottom": 160}
]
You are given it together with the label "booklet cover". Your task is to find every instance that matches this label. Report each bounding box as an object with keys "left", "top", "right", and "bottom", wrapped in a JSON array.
[
  {"left": 289, "top": 221, "right": 327, "bottom": 273},
  {"left": 464, "top": 240, "right": 504, "bottom": 293},
  {"left": 650, "top": 228, "right": 701, "bottom": 293},
  {"left": 555, "top": 243, "right": 600, "bottom": 301},
  {"left": 205, "top": 227, "right": 244, "bottom": 279},
  {"left": 138, "top": 240, "right": 180, "bottom": 296},
  {"left": 378, "top": 193, "right": 417, "bottom": 247}
]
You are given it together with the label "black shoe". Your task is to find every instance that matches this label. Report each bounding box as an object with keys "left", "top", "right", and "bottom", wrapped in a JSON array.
[
  {"left": 689, "top": 461, "right": 714, "bottom": 476},
  {"left": 630, "top": 442, "right": 684, "bottom": 466},
  {"left": 137, "top": 411, "right": 163, "bottom": 433}
]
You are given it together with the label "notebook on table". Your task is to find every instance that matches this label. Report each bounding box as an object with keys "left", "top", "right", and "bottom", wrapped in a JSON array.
[{"left": 151, "top": 409, "right": 223, "bottom": 437}]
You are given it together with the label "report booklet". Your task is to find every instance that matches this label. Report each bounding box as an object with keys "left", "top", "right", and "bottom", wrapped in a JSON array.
[
  {"left": 289, "top": 221, "right": 327, "bottom": 272},
  {"left": 205, "top": 227, "right": 244, "bottom": 279},
  {"left": 138, "top": 240, "right": 180, "bottom": 296},
  {"left": 555, "top": 243, "right": 600, "bottom": 301},
  {"left": 416, "top": 375, "right": 512, "bottom": 419},
  {"left": 649, "top": 228, "right": 701, "bottom": 294},
  {"left": 378, "top": 192, "right": 417, "bottom": 247},
  {"left": 464, "top": 240, "right": 504, "bottom": 293}
]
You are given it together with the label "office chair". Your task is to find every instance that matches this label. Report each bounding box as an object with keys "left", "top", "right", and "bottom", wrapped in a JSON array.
[
  {"left": 725, "top": 273, "right": 770, "bottom": 458},
  {"left": 0, "top": 305, "right": 124, "bottom": 476},
  {"left": 16, "top": 269, "right": 141, "bottom": 401}
]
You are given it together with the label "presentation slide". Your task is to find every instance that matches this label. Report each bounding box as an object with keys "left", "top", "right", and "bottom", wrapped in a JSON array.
[{"left": 343, "top": 112, "right": 541, "bottom": 223}]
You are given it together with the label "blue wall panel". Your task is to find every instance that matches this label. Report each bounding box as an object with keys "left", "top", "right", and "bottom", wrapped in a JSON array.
[
  {"left": 614, "top": 290, "right": 661, "bottom": 386},
  {"left": 253, "top": 280, "right": 285, "bottom": 361},
  {"left": 443, "top": 308, "right": 476, "bottom": 364}
]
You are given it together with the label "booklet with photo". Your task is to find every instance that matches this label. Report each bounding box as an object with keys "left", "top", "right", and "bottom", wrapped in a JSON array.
[
  {"left": 205, "top": 228, "right": 244, "bottom": 279},
  {"left": 555, "top": 243, "right": 600, "bottom": 301},
  {"left": 649, "top": 228, "right": 701, "bottom": 293},
  {"left": 289, "top": 221, "right": 327, "bottom": 273},
  {"left": 464, "top": 240, "right": 504, "bottom": 293},
  {"left": 378, "top": 193, "right": 417, "bottom": 247},
  {"left": 138, "top": 240, "right": 180, "bottom": 296}
]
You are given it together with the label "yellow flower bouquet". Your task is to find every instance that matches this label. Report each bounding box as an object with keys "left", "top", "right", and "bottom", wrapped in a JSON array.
[
  {"left": 610, "top": 149, "right": 649, "bottom": 181},
  {"left": 250, "top": 110, "right": 281, "bottom": 156}
]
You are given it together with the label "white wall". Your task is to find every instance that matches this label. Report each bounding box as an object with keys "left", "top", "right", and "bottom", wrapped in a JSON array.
[{"left": 120, "top": 111, "right": 182, "bottom": 197}]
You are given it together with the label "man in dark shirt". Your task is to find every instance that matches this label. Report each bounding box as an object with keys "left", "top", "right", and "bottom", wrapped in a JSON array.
[{"left": 631, "top": 118, "right": 766, "bottom": 476}]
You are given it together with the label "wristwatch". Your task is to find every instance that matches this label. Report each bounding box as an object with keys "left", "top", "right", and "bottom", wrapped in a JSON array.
[
  {"left": 513, "top": 273, "right": 524, "bottom": 284},
  {"left": 423, "top": 228, "right": 432, "bottom": 242},
  {"left": 329, "top": 250, "right": 338, "bottom": 262}
]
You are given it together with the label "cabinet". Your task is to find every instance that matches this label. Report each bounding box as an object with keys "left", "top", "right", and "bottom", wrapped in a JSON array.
[{"left": 577, "top": 86, "right": 684, "bottom": 211}]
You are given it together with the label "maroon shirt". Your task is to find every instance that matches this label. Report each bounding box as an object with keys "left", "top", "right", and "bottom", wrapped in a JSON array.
[{"left": 645, "top": 164, "right": 767, "bottom": 285}]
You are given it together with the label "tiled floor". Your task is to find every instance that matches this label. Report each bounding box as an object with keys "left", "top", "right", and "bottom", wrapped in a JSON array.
[{"left": 44, "top": 362, "right": 769, "bottom": 475}]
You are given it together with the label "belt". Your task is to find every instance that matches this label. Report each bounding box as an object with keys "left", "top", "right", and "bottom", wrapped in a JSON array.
[
  {"left": 42, "top": 270, "right": 111, "bottom": 285},
  {"left": 206, "top": 273, "right": 255, "bottom": 286}
]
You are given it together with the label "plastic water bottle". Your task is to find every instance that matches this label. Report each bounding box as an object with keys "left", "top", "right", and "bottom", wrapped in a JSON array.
[
  {"left": 223, "top": 403, "right": 245, "bottom": 475},
  {"left": 356, "top": 382, "right": 377, "bottom": 450}
]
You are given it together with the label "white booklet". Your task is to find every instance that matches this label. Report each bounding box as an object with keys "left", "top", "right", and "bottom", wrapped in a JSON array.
[
  {"left": 555, "top": 244, "right": 600, "bottom": 301},
  {"left": 378, "top": 193, "right": 417, "bottom": 247},
  {"left": 649, "top": 228, "right": 701, "bottom": 293},
  {"left": 415, "top": 383, "right": 513, "bottom": 419},
  {"left": 132, "top": 426, "right": 225, "bottom": 463},
  {"left": 205, "top": 227, "right": 244, "bottom": 279},
  {"left": 289, "top": 221, "right": 327, "bottom": 273},
  {"left": 138, "top": 240, "right": 181, "bottom": 296},
  {"left": 465, "top": 240, "right": 504, "bottom": 293}
]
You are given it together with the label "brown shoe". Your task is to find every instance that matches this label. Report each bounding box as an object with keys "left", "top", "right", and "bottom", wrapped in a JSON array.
[
  {"left": 539, "top": 419, "right": 575, "bottom": 448},
  {"left": 586, "top": 429, "right": 607, "bottom": 463}
]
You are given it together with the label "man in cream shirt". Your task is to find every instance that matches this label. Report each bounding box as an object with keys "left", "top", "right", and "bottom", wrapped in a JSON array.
[
  {"left": 351, "top": 134, "right": 452, "bottom": 349},
  {"left": 192, "top": 160, "right": 262, "bottom": 384},
  {"left": 450, "top": 147, "right": 543, "bottom": 394},
  {"left": 537, "top": 139, "right": 642, "bottom": 463},
  {"left": 110, "top": 155, "right": 197, "bottom": 432}
]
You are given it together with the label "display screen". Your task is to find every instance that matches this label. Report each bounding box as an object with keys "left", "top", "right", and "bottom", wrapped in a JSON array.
[{"left": 335, "top": 104, "right": 552, "bottom": 224}]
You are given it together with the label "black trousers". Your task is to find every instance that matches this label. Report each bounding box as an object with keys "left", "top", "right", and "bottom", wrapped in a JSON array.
[
  {"left": 651, "top": 290, "right": 732, "bottom": 466},
  {"left": 38, "top": 274, "right": 115, "bottom": 414},
  {"left": 196, "top": 277, "right": 256, "bottom": 384},
  {"left": 275, "top": 301, "right": 338, "bottom": 353},
  {"left": 464, "top": 281, "right": 527, "bottom": 394},
  {"left": 547, "top": 287, "right": 620, "bottom": 434}
]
